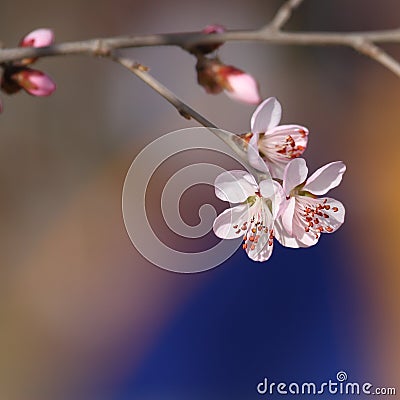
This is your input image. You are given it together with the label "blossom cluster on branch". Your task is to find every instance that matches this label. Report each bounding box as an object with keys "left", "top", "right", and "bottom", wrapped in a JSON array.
[
  {"left": 0, "top": 15, "right": 348, "bottom": 267},
  {"left": 213, "top": 98, "right": 346, "bottom": 262}
]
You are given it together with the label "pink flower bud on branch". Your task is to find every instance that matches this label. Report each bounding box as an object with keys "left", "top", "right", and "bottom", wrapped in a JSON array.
[
  {"left": 19, "top": 28, "right": 55, "bottom": 65},
  {"left": 10, "top": 68, "right": 56, "bottom": 96},
  {"left": 196, "top": 58, "right": 261, "bottom": 104},
  {"left": 0, "top": 28, "right": 56, "bottom": 109},
  {"left": 191, "top": 24, "right": 226, "bottom": 55}
]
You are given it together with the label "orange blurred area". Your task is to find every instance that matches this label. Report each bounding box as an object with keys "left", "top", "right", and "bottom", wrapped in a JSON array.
[{"left": 0, "top": 0, "right": 399, "bottom": 398}]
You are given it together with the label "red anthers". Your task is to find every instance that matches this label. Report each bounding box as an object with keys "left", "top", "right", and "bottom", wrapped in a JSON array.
[
  {"left": 301, "top": 201, "right": 336, "bottom": 240},
  {"left": 275, "top": 134, "right": 306, "bottom": 159}
]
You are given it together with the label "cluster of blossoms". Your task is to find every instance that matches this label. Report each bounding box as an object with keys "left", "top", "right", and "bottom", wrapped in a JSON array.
[
  {"left": 213, "top": 97, "right": 346, "bottom": 262},
  {"left": 0, "top": 28, "right": 56, "bottom": 112},
  {"left": 191, "top": 25, "right": 260, "bottom": 104}
]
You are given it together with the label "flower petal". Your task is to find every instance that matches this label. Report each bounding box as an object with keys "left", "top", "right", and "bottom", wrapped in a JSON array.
[
  {"left": 260, "top": 124, "right": 308, "bottom": 159},
  {"left": 250, "top": 97, "right": 282, "bottom": 134},
  {"left": 274, "top": 219, "right": 304, "bottom": 248},
  {"left": 283, "top": 158, "right": 308, "bottom": 195},
  {"left": 20, "top": 28, "right": 54, "bottom": 48},
  {"left": 281, "top": 196, "right": 296, "bottom": 235},
  {"left": 259, "top": 180, "right": 285, "bottom": 218},
  {"left": 247, "top": 132, "right": 270, "bottom": 174},
  {"left": 317, "top": 198, "right": 345, "bottom": 231},
  {"left": 257, "top": 124, "right": 308, "bottom": 179},
  {"left": 292, "top": 220, "right": 320, "bottom": 247},
  {"left": 225, "top": 72, "right": 260, "bottom": 104},
  {"left": 213, "top": 203, "right": 250, "bottom": 239},
  {"left": 247, "top": 237, "right": 274, "bottom": 262},
  {"left": 291, "top": 196, "right": 345, "bottom": 247},
  {"left": 303, "top": 161, "right": 346, "bottom": 196},
  {"left": 246, "top": 204, "right": 274, "bottom": 262},
  {"left": 214, "top": 170, "right": 257, "bottom": 203}
]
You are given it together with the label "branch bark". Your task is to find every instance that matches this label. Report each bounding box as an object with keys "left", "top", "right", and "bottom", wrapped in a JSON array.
[
  {"left": 2, "top": 29, "right": 400, "bottom": 63},
  {"left": 1, "top": 0, "right": 400, "bottom": 127}
]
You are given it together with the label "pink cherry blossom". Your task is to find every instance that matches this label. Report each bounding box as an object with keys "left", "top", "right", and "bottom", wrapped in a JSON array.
[
  {"left": 246, "top": 97, "right": 309, "bottom": 179},
  {"left": 20, "top": 28, "right": 54, "bottom": 48},
  {"left": 12, "top": 69, "right": 56, "bottom": 96},
  {"left": 213, "top": 170, "right": 283, "bottom": 262},
  {"left": 275, "top": 158, "right": 346, "bottom": 248}
]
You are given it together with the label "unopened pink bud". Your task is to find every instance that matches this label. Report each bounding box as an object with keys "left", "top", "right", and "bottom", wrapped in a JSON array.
[
  {"left": 13, "top": 69, "right": 56, "bottom": 96},
  {"left": 224, "top": 69, "right": 261, "bottom": 104},
  {"left": 202, "top": 24, "right": 225, "bottom": 35},
  {"left": 196, "top": 58, "right": 224, "bottom": 94},
  {"left": 196, "top": 59, "right": 261, "bottom": 104},
  {"left": 20, "top": 28, "right": 54, "bottom": 48}
]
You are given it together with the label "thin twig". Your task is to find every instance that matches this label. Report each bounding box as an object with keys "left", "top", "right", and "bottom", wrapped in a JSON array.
[
  {"left": 110, "top": 55, "right": 217, "bottom": 127},
  {"left": 352, "top": 39, "right": 400, "bottom": 78},
  {"left": 266, "top": 0, "right": 304, "bottom": 31},
  {"left": 111, "top": 54, "right": 265, "bottom": 178}
]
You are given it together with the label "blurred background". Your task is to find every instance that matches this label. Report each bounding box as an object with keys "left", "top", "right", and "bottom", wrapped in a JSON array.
[{"left": 0, "top": 0, "right": 399, "bottom": 399}]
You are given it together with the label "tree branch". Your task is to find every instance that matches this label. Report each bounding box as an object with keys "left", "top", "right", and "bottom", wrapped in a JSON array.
[
  {"left": 266, "top": 0, "right": 304, "bottom": 31},
  {"left": 2, "top": 29, "right": 400, "bottom": 78},
  {"left": 111, "top": 54, "right": 265, "bottom": 178},
  {"left": 110, "top": 55, "right": 217, "bottom": 128},
  {"left": 352, "top": 39, "right": 400, "bottom": 78},
  {"left": 3, "top": 29, "right": 400, "bottom": 63}
]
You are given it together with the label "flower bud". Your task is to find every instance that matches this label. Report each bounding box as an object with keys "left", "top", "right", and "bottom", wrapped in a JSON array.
[
  {"left": 196, "top": 58, "right": 224, "bottom": 94},
  {"left": 189, "top": 24, "right": 225, "bottom": 55},
  {"left": 223, "top": 67, "right": 261, "bottom": 104},
  {"left": 10, "top": 68, "right": 56, "bottom": 96},
  {"left": 196, "top": 58, "right": 261, "bottom": 104},
  {"left": 1, "top": 67, "right": 23, "bottom": 94},
  {"left": 20, "top": 28, "right": 54, "bottom": 48},
  {"left": 19, "top": 28, "right": 55, "bottom": 65}
]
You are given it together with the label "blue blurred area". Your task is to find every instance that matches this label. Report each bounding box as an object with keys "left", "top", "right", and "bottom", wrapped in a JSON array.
[{"left": 113, "top": 235, "right": 367, "bottom": 399}]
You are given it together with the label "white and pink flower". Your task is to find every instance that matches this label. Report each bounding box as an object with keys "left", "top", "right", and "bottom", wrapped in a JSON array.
[
  {"left": 213, "top": 170, "right": 283, "bottom": 262},
  {"left": 245, "top": 97, "right": 309, "bottom": 179},
  {"left": 275, "top": 158, "right": 346, "bottom": 248}
]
